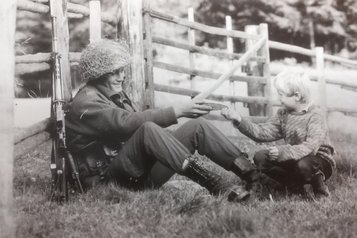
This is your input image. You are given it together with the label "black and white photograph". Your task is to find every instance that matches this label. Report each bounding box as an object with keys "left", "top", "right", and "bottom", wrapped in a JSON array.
[{"left": 1, "top": 0, "right": 357, "bottom": 237}]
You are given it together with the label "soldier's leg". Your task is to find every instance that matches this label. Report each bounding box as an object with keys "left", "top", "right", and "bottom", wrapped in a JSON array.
[
  {"left": 171, "top": 118, "right": 254, "bottom": 175},
  {"left": 144, "top": 161, "right": 176, "bottom": 189},
  {"left": 171, "top": 118, "right": 279, "bottom": 190},
  {"left": 107, "top": 121, "right": 190, "bottom": 186},
  {"left": 107, "top": 121, "right": 249, "bottom": 201}
]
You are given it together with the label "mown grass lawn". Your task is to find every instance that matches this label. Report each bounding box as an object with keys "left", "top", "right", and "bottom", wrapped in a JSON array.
[{"left": 14, "top": 129, "right": 357, "bottom": 238}]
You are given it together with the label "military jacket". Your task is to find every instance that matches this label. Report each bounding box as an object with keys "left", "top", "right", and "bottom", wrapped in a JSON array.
[{"left": 65, "top": 83, "right": 177, "bottom": 152}]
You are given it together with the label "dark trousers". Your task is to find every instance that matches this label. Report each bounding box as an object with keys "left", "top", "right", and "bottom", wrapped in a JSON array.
[
  {"left": 106, "top": 118, "right": 254, "bottom": 189},
  {"left": 253, "top": 149, "right": 333, "bottom": 187}
]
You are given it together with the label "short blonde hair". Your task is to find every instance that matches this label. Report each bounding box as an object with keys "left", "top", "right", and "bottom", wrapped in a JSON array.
[{"left": 274, "top": 71, "right": 312, "bottom": 104}]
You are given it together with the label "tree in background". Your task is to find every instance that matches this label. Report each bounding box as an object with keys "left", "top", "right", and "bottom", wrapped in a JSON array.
[
  {"left": 335, "top": 0, "right": 357, "bottom": 55},
  {"left": 195, "top": 0, "right": 357, "bottom": 61}
]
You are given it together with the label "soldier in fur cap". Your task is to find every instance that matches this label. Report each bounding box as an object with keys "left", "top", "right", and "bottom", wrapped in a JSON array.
[{"left": 65, "top": 39, "right": 277, "bottom": 202}]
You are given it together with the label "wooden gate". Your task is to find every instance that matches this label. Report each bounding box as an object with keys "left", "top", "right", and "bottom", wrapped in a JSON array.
[{"left": 141, "top": 4, "right": 273, "bottom": 120}]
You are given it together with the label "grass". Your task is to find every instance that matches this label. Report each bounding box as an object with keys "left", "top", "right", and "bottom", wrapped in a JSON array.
[{"left": 13, "top": 129, "right": 357, "bottom": 238}]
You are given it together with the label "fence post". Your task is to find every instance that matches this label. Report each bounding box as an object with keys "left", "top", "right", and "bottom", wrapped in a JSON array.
[
  {"left": 49, "top": 0, "right": 72, "bottom": 101},
  {"left": 118, "top": 0, "right": 145, "bottom": 110},
  {"left": 188, "top": 7, "right": 196, "bottom": 91},
  {"left": 316, "top": 47, "right": 327, "bottom": 115},
  {"left": 245, "top": 25, "right": 265, "bottom": 116},
  {"left": 143, "top": 0, "right": 154, "bottom": 109},
  {"left": 226, "top": 15, "right": 237, "bottom": 110},
  {"left": 0, "top": 1, "right": 17, "bottom": 237},
  {"left": 89, "top": 0, "right": 101, "bottom": 42},
  {"left": 259, "top": 23, "right": 273, "bottom": 116}
]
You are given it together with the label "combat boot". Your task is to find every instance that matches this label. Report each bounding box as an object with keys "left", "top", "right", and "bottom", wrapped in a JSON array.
[
  {"left": 182, "top": 156, "right": 250, "bottom": 202},
  {"left": 311, "top": 171, "right": 330, "bottom": 198}
]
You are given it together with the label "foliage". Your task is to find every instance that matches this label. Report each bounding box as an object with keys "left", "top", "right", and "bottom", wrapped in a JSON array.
[{"left": 195, "top": 0, "right": 357, "bottom": 59}]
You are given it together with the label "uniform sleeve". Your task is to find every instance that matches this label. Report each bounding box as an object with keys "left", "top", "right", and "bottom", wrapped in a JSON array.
[
  {"left": 276, "top": 112, "right": 326, "bottom": 161},
  {"left": 234, "top": 112, "right": 283, "bottom": 142},
  {"left": 73, "top": 96, "right": 177, "bottom": 141}
]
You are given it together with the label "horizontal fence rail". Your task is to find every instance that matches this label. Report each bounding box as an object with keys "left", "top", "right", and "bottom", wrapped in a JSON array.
[
  {"left": 154, "top": 83, "right": 271, "bottom": 105},
  {"left": 309, "top": 75, "right": 357, "bottom": 89},
  {"left": 324, "top": 54, "right": 357, "bottom": 67},
  {"left": 270, "top": 67, "right": 357, "bottom": 89},
  {"left": 15, "top": 52, "right": 81, "bottom": 75},
  {"left": 269, "top": 41, "right": 314, "bottom": 57},
  {"left": 327, "top": 107, "right": 357, "bottom": 115},
  {"left": 14, "top": 117, "right": 51, "bottom": 144},
  {"left": 14, "top": 130, "right": 50, "bottom": 159},
  {"left": 153, "top": 36, "right": 265, "bottom": 62},
  {"left": 15, "top": 52, "right": 81, "bottom": 63},
  {"left": 270, "top": 40, "right": 357, "bottom": 68},
  {"left": 18, "top": 0, "right": 49, "bottom": 14},
  {"left": 154, "top": 61, "right": 267, "bottom": 84},
  {"left": 15, "top": 63, "right": 50, "bottom": 75},
  {"left": 15, "top": 52, "right": 52, "bottom": 64},
  {"left": 17, "top": 0, "right": 117, "bottom": 25},
  {"left": 14, "top": 117, "right": 51, "bottom": 159},
  {"left": 144, "top": 8, "right": 260, "bottom": 40},
  {"left": 156, "top": 81, "right": 357, "bottom": 117},
  {"left": 67, "top": 2, "right": 117, "bottom": 25}
]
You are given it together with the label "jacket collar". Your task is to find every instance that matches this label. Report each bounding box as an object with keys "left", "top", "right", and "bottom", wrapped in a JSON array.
[{"left": 93, "top": 83, "right": 119, "bottom": 99}]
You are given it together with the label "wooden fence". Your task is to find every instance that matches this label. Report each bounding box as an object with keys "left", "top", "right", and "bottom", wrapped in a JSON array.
[
  {"left": 142, "top": 6, "right": 273, "bottom": 118},
  {"left": 3, "top": 0, "right": 357, "bottom": 234},
  {"left": 141, "top": 5, "right": 357, "bottom": 119},
  {"left": 13, "top": 0, "right": 357, "bottom": 160}
]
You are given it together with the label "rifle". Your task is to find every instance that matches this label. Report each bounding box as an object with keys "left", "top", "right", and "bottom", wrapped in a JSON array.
[{"left": 49, "top": 0, "right": 84, "bottom": 202}]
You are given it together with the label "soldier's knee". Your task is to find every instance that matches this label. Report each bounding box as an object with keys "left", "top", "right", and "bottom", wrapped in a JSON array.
[
  {"left": 141, "top": 121, "right": 158, "bottom": 129},
  {"left": 139, "top": 121, "right": 162, "bottom": 134}
]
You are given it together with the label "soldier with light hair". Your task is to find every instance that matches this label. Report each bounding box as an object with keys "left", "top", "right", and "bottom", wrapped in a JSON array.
[
  {"left": 65, "top": 39, "right": 277, "bottom": 202},
  {"left": 222, "top": 71, "right": 335, "bottom": 198}
]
